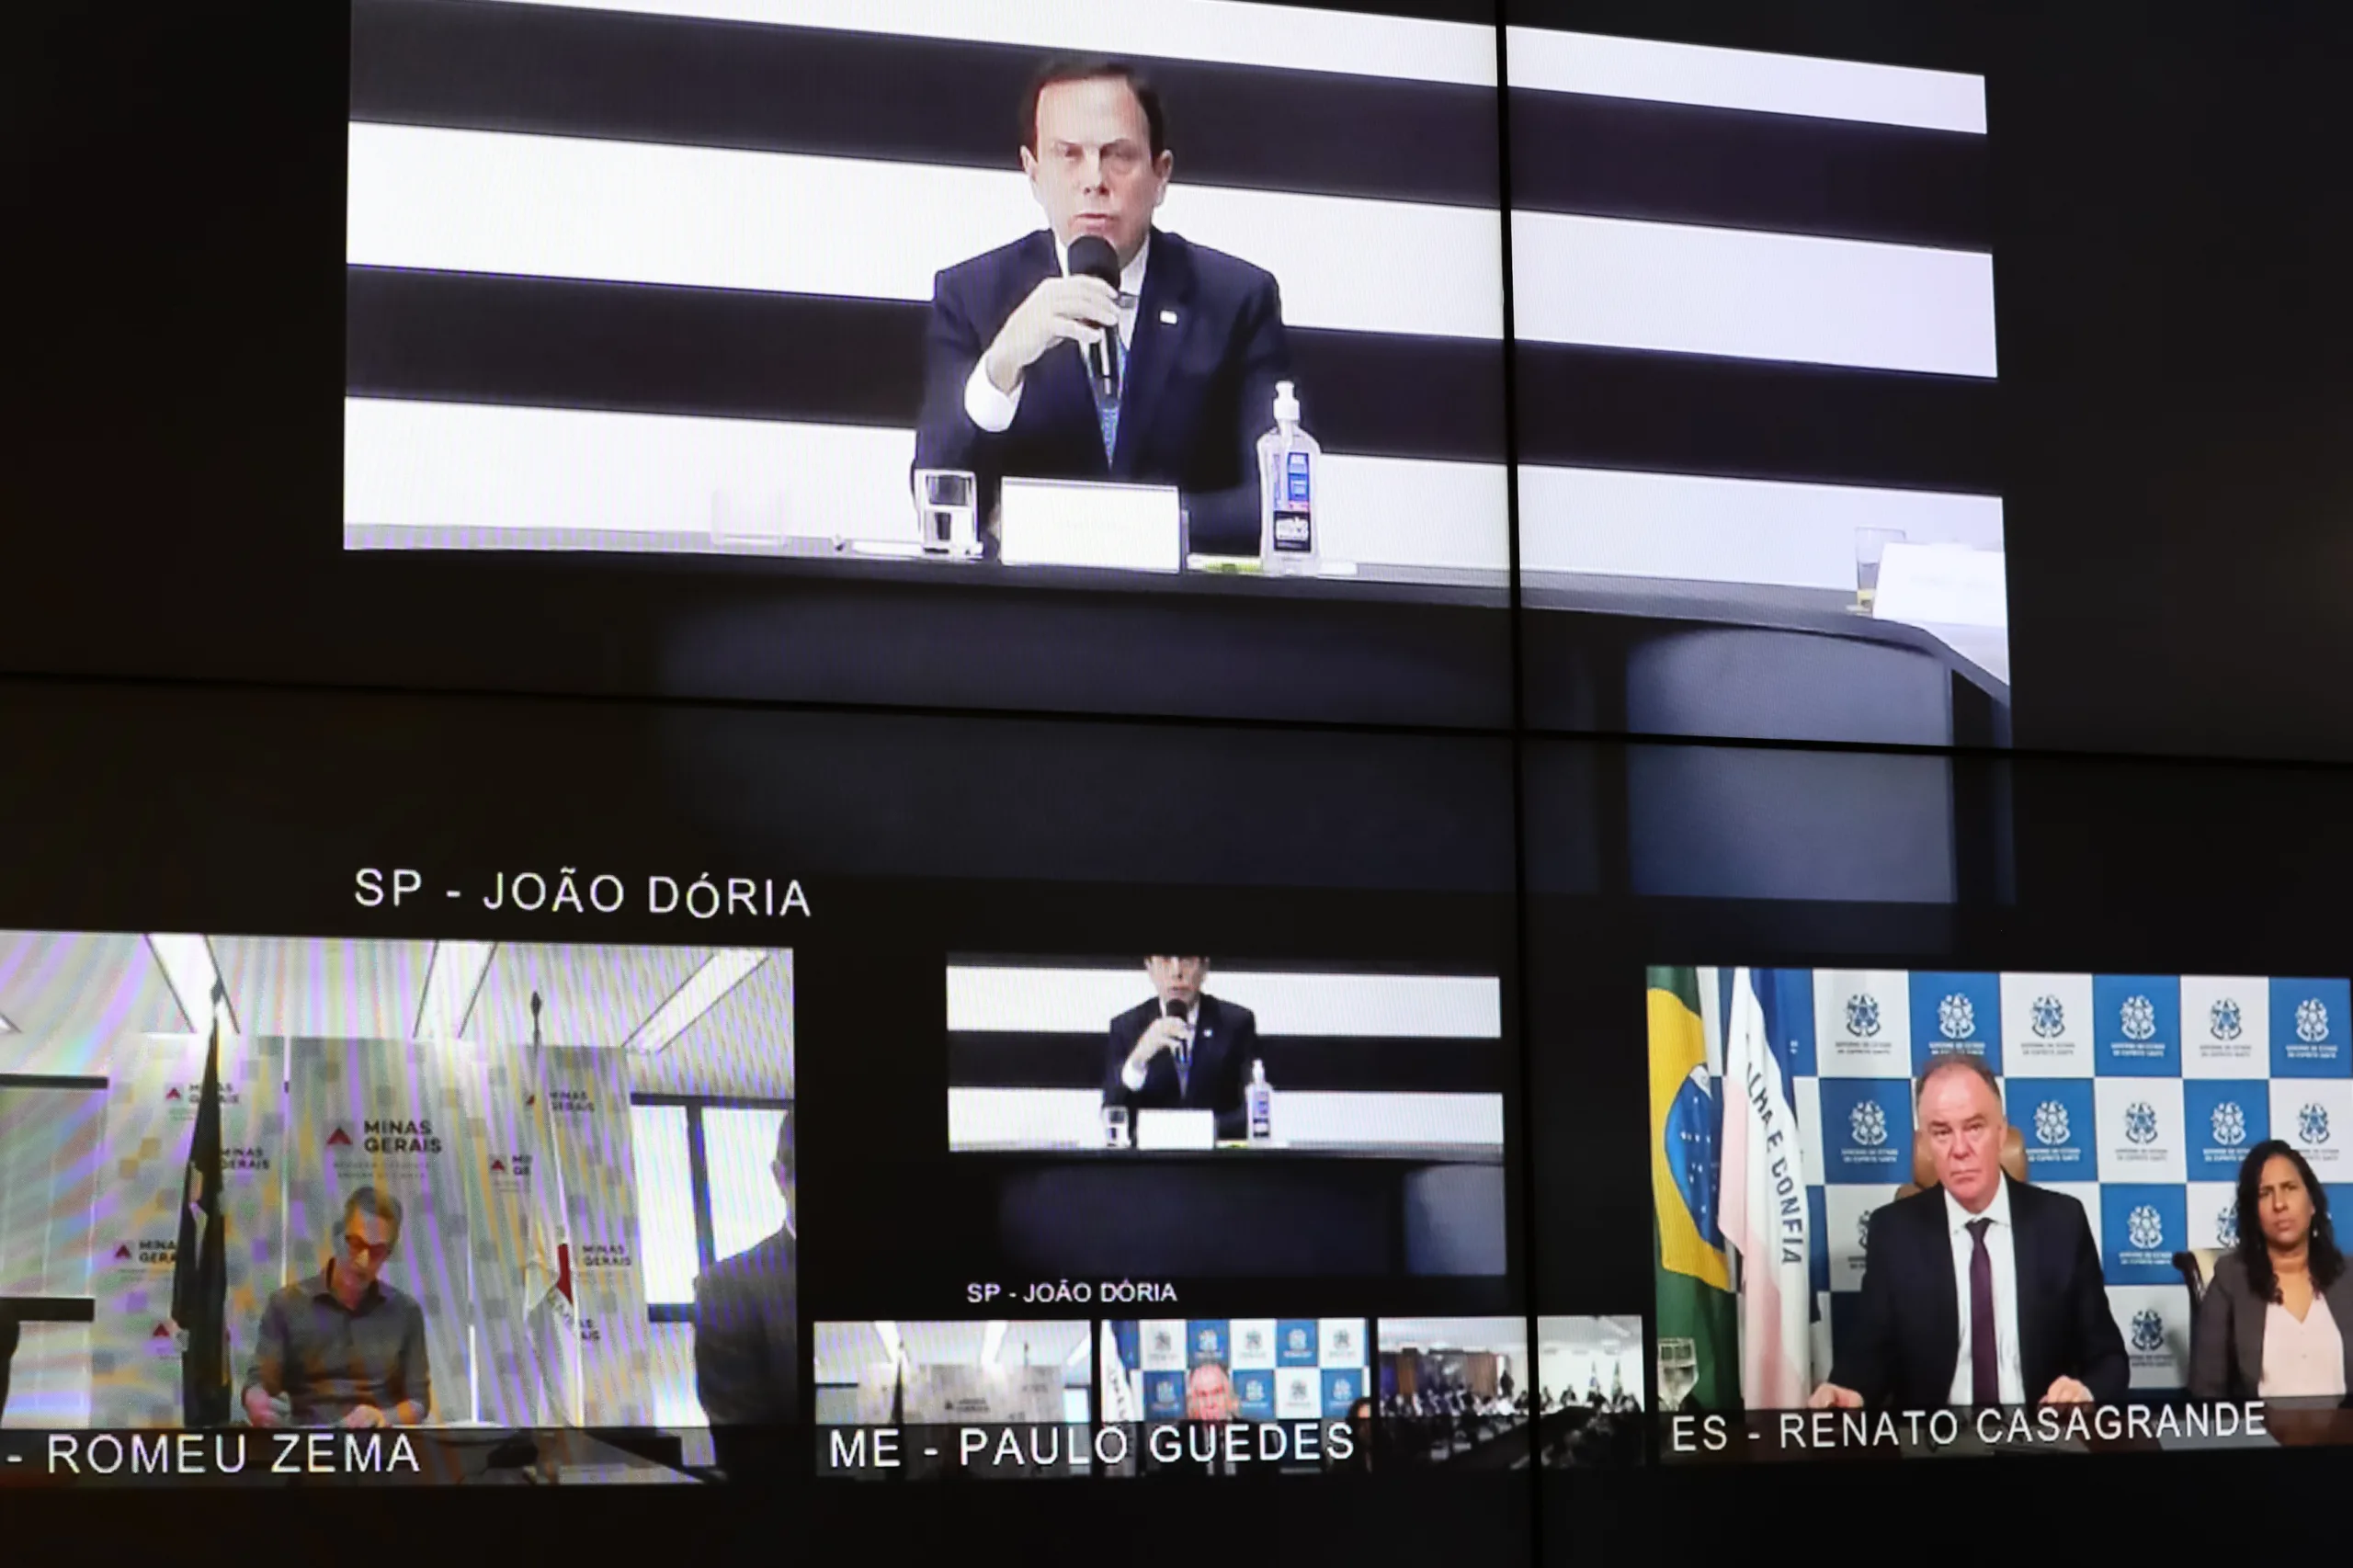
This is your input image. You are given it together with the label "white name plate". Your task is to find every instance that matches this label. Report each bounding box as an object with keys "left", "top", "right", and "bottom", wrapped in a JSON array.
[
  {"left": 1873, "top": 542, "right": 2007, "bottom": 629},
  {"left": 1134, "top": 1109, "right": 1216, "bottom": 1151},
  {"left": 999, "top": 478, "right": 1182, "bottom": 572}
]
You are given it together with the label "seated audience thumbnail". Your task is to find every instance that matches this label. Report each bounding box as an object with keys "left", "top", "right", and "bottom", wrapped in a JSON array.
[
  {"left": 1375, "top": 1317, "right": 1531, "bottom": 1469},
  {"left": 1534, "top": 1315, "right": 1645, "bottom": 1469}
]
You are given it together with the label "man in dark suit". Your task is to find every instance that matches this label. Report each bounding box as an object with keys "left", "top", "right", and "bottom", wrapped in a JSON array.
[
  {"left": 913, "top": 57, "right": 1289, "bottom": 555},
  {"left": 692, "top": 1108, "right": 797, "bottom": 1475},
  {"left": 1813, "top": 1052, "right": 2127, "bottom": 1410},
  {"left": 1103, "top": 956, "right": 1259, "bottom": 1141}
]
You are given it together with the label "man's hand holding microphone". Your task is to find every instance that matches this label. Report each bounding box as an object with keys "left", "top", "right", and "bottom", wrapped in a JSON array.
[
  {"left": 981, "top": 274, "right": 1120, "bottom": 397},
  {"left": 1124, "top": 1009, "right": 1191, "bottom": 1083}
]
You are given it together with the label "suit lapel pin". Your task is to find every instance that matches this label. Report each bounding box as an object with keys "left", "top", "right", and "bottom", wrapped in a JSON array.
[{"left": 1160, "top": 309, "right": 1179, "bottom": 325}]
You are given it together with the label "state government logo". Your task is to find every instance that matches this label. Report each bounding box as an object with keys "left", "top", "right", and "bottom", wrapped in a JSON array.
[
  {"left": 2031, "top": 995, "right": 2067, "bottom": 1039},
  {"left": 2210, "top": 999, "right": 2243, "bottom": 1040},
  {"left": 1328, "top": 1325, "right": 1356, "bottom": 1358},
  {"left": 2211, "top": 1101, "right": 2247, "bottom": 1147},
  {"left": 1845, "top": 994, "right": 1881, "bottom": 1039},
  {"left": 2218, "top": 1207, "right": 2238, "bottom": 1247},
  {"left": 2124, "top": 1102, "right": 2160, "bottom": 1145},
  {"left": 1332, "top": 1376, "right": 1354, "bottom": 1403},
  {"left": 1242, "top": 1376, "right": 1267, "bottom": 1403},
  {"left": 1858, "top": 1210, "right": 1873, "bottom": 1249},
  {"left": 1848, "top": 1099, "right": 1889, "bottom": 1148},
  {"left": 1938, "top": 994, "right": 1976, "bottom": 1042},
  {"left": 1197, "top": 1328, "right": 1219, "bottom": 1355},
  {"left": 2298, "top": 998, "right": 2331, "bottom": 1044},
  {"left": 2131, "top": 1310, "right": 2166, "bottom": 1354},
  {"left": 2299, "top": 1105, "right": 2331, "bottom": 1145},
  {"left": 2127, "top": 1205, "right": 2165, "bottom": 1251},
  {"left": 1151, "top": 1326, "right": 1176, "bottom": 1358},
  {"left": 2120, "top": 994, "right": 2157, "bottom": 1042},
  {"left": 1286, "top": 1326, "right": 1309, "bottom": 1354},
  {"left": 2034, "top": 1101, "right": 2071, "bottom": 1147}
]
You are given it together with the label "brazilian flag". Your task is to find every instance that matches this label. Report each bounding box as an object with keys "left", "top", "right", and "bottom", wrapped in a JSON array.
[{"left": 1648, "top": 966, "right": 1737, "bottom": 1412}]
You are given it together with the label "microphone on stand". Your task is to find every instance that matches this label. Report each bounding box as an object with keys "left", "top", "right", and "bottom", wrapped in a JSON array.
[{"left": 1068, "top": 233, "right": 1122, "bottom": 403}]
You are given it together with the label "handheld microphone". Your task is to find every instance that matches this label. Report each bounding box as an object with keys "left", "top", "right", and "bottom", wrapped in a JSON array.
[
  {"left": 1068, "top": 233, "right": 1121, "bottom": 403},
  {"left": 1161, "top": 993, "right": 1191, "bottom": 1062}
]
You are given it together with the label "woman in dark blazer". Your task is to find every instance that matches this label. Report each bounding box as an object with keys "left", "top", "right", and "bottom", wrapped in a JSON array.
[{"left": 2189, "top": 1139, "right": 2353, "bottom": 1401}]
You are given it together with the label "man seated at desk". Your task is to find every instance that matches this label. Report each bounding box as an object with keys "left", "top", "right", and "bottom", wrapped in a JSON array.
[
  {"left": 913, "top": 57, "right": 1289, "bottom": 553},
  {"left": 1103, "top": 956, "right": 1259, "bottom": 1141},
  {"left": 242, "top": 1186, "right": 430, "bottom": 1428}
]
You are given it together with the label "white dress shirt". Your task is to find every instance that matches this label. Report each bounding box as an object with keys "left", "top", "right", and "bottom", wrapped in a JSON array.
[
  {"left": 1120, "top": 994, "right": 1194, "bottom": 1094},
  {"left": 1946, "top": 1174, "right": 2026, "bottom": 1405},
  {"left": 2259, "top": 1294, "right": 2347, "bottom": 1398},
  {"left": 964, "top": 232, "right": 1149, "bottom": 433}
]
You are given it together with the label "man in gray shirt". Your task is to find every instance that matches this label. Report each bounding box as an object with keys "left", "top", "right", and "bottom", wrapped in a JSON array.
[{"left": 242, "top": 1186, "right": 430, "bottom": 1428}]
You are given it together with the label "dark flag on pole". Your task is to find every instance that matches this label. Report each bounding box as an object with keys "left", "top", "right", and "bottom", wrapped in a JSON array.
[{"left": 171, "top": 982, "right": 232, "bottom": 1426}]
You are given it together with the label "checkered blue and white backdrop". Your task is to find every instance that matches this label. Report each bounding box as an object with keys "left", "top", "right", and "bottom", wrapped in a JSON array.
[
  {"left": 1113, "top": 1318, "right": 1370, "bottom": 1421},
  {"left": 1786, "top": 971, "right": 2353, "bottom": 1393}
]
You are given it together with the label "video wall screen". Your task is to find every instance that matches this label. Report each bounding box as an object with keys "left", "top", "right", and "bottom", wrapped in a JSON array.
[
  {"left": 320, "top": 0, "right": 2020, "bottom": 744},
  {"left": 942, "top": 957, "right": 1510, "bottom": 1280},
  {"left": 1646, "top": 966, "right": 2353, "bottom": 1460},
  {"left": 1508, "top": 28, "right": 2006, "bottom": 749},
  {"left": 344, "top": 0, "right": 1510, "bottom": 585},
  {"left": 31, "top": 0, "right": 2353, "bottom": 767},
  {"left": 0, "top": 930, "right": 792, "bottom": 1485}
]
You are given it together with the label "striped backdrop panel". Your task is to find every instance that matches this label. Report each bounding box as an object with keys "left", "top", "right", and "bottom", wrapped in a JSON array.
[{"left": 1506, "top": 28, "right": 2004, "bottom": 597}]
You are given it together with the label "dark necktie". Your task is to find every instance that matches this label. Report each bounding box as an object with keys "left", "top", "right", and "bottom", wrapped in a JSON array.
[
  {"left": 1175, "top": 1022, "right": 1190, "bottom": 1098},
  {"left": 1967, "top": 1217, "right": 1999, "bottom": 1406}
]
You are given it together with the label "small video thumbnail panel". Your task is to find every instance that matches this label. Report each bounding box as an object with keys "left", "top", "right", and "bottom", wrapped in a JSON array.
[
  {"left": 1646, "top": 966, "right": 2351, "bottom": 1462},
  {"left": 1534, "top": 1316, "right": 1644, "bottom": 1469},
  {"left": 0, "top": 930, "right": 793, "bottom": 1486},
  {"left": 344, "top": 0, "right": 1507, "bottom": 589},
  {"left": 1103, "top": 1316, "right": 1371, "bottom": 1475},
  {"left": 945, "top": 956, "right": 1510, "bottom": 1281},
  {"left": 1373, "top": 1317, "right": 1531, "bottom": 1471},
  {"left": 813, "top": 1320, "right": 1096, "bottom": 1480},
  {"left": 1507, "top": 28, "right": 2007, "bottom": 748}
]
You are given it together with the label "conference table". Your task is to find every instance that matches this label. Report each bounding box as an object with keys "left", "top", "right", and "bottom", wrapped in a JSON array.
[
  {"left": 345, "top": 527, "right": 1518, "bottom": 729},
  {"left": 956, "top": 1142, "right": 1508, "bottom": 1280},
  {"left": 1520, "top": 572, "right": 2009, "bottom": 748},
  {"left": 344, "top": 530, "right": 2008, "bottom": 749}
]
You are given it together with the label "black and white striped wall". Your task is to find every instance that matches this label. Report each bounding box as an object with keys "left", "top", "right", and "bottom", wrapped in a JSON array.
[
  {"left": 1506, "top": 28, "right": 2003, "bottom": 595},
  {"left": 344, "top": 0, "right": 1513, "bottom": 571},
  {"left": 943, "top": 961, "right": 1508, "bottom": 1151}
]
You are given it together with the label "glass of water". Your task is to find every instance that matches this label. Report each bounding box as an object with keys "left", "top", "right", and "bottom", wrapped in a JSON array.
[
  {"left": 1656, "top": 1337, "right": 1699, "bottom": 1411},
  {"left": 1853, "top": 528, "right": 1906, "bottom": 612},
  {"left": 1102, "top": 1105, "right": 1131, "bottom": 1150},
  {"left": 913, "top": 470, "right": 979, "bottom": 558}
]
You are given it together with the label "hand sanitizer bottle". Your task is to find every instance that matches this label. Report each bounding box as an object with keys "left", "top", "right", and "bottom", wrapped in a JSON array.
[
  {"left": 1256, "top": 381, "right": 1319, "bottom": 575},
  {"left": 1246, "top": 1060, "right": 1274, "bottom": 1142}
]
